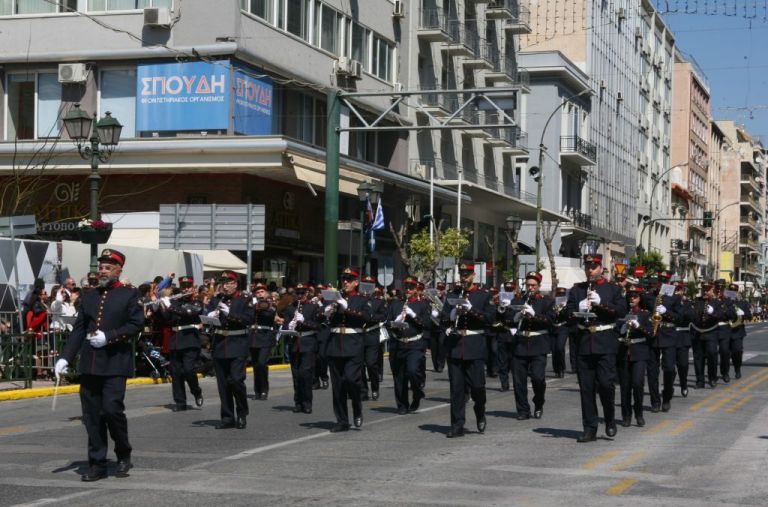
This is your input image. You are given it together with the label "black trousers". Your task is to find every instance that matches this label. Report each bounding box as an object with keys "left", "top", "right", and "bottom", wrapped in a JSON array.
[
  {"left": 447, "top": 358, "right": 486, "bottom": 432},
  {"left": 328, "top": 355, "right": 363, "bottom": 425},
  {"left": 361, "top": 338, "right": 380, "bottom": 395},
  {"left": 290, "top": 349, "right": 315, "bottom": 410},
  {"left": 617, "top": 358, "right": 647, "bottom": 418},
  {"left": 79, "top": 375, "right": 131, "bottom": 468},
  {"left": 692, "top": 339, "right": 718, "bottom": 383},
  {"left": 213, "top": 356, "right": 249, "bottom": 423},
  {"left": 576, "top": 354, "right": 616, "bottom": 431},
  {"left": 389, "top": 347, "right": 426, "bottom": 411},
  {"left": 647, "top": 346, "right": 677, "bottom": 406},
  {"left": 169, "top": 348, "right": 202, "bottom": 406},
  {"left": 730, "top": 337, "right": 744, "bottom": 373},
  {"left": 486, "top": 334, "right": 498, "bottom": 376},
  {"left": 675, "top": 346, "right": 690, "bottom": 390},
  {"left": 511, "top": 354, "right": 546, "bottom": 416},
  {"left": 497, "top": 341, "right": 514, "bottom": 387},
  {"left": 718, "top": 337, "right": 731, "bottom": 377},
  {"left": 250, "top": 346, "right": 271, "bottom": 396},
  {"left": 314, "top": 347, "right": 329, "bottom": 383},
  {"left": 429, "top": 330, "right": 446, "bottom": 371},
  {"left": 568, "top": 335, "right": 578, "bottom": 372},
  {"left": 551, "top": 329, "right": 568, "bottom": 374},
  {"left": 377, "top": 343, "right": 385, "bottom": 381}
]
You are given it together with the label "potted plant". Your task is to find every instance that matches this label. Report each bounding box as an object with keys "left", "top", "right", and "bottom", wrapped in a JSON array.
[{"left": 76, "top": 218, "right": 112, "bottom": 245}]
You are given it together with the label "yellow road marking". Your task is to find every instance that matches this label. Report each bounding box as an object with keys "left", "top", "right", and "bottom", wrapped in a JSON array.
[
  {"left": 705, "top": 392, "right": 742, "bottom": 413},
  {"left": 606, "top": 479, "right": 638, "bottom": 496},
  {"left": 725, "top": 395, "right": 754, "bottom": 413},
  {"left": 610, "top": 451, "right": 647, "bottom": 472},
  {"left": 667, "top": 420, "right": 695, "bottom": 437},
  {"left": 738, "top": 373, "right": 768, "bottom": 393},
  {"left": 0, "top": 426, "right": 25, "bottom": 436},
  {"left": 645, "top": 420, "right": 674, "bottom": 434},
  {"left": 582, "top": 450, "right": 621, "bottom": 470},
  {"left": 689, "top": 385, "right": 736, "bottom": 412}
]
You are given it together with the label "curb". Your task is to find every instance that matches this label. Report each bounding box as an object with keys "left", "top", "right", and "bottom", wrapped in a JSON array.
[{"left": 0, "top": 363, "right": 291, "bottom": 402}]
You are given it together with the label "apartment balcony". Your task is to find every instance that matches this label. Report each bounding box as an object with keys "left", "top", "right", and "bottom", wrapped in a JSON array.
[
  {"left": 485, "top": 50, "right": 517, "bottom": 83},
  {"left": 487, "top": 0, "right": 517, "bottom": 20},
  {"left": 689, "top": 222, "right": 708, "bottom": 236},
  {"left": 740, "top": 173, "right": 762, "bottom": 193},
  {"left": 559, "top": 136, "right": 597, "bottom": 165},
  {"left": 563, "top": 209, "right": 593, "bottom": 231},
  {"left": 739, "top": 235, "right": 759, "bottom": 251},
  {"left": 462, "top": 41, "right": 494, "bottom": 70},
  {"left": 417, "top": 9, "right": 454, "bottom": 43},
  {"left": 740, "top": 194, "right": 761, "bottom": 213},
  {"left": 417, "top": 84, "right": 456, "bottom": 118},
  {"left": 503, "top": 4, "right": 531, "bottom": 34},
  {"left": 443, "top": 21, "right": 476, "bottom": 57},
  {"left": 741, "top": 213, "right": 760, "bottom": 232},
  {"left": 482, "top": 118, "right": 528, "bottom": 155}
]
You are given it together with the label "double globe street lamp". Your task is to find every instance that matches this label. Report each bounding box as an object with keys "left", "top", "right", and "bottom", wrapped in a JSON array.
[{"left": 62, "top": 103, "right": 123, "bottom": 271}]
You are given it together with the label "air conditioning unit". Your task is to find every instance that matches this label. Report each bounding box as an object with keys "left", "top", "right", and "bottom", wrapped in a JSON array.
[
  {"left": 393, "top": 0, "right": 405, "bottom": 18},
  {"left": 617, "top": 91, "right": 624, "bottom": 102},
  {"left": 58, "top": 63, "right": 88, "bottom": 83},
  {"left": 634, "top": 27, "right": 643, "bottom": 39},
  {"left": 335, "top": 56, "right": 353, "bottom": 76},
  {"left": 617, "top": 7, "right": 626, "bottom": 20},
  {"left": 393, "top": 82, "right": 404, "bottom": 92},
  {"left": 144, "top": 7, "right": 171, "bottom": 27},
  {"left": 349, "top": 60, "right": 363, "bottom": 80}
]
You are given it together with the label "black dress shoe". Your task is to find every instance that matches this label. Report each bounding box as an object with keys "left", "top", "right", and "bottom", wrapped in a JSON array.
[
  {"left": 397, "top": 406, "right": 408, "bottom": 415},
  {"left": 533, "top": 408, "right": 543, "bottom": 419},
  {"left": 215, "top": 420, "right": 236, "bottom": 430},
  {"left": 735, "top": 370, "right": 742, "bottom": 379},
  {"left": 620, "top": 416, "right": 632, "bottom": 427},
  {"left": 361, "top": 393, "right": 370, "bottom": 401},
  {"left": 330, "top": 423, "right": 350, "bottom": 433},
  {"left": 172, "top": 404, "right": 188, "bottom": 412},
  {"left": 661, "top": 402, "right": 671, "bottom": 413},
  {"left": 681, "top": 387, "right": 689, "bottom": 398},
  {"left": 194, "top": 392, "right": 204, "bottom": 407},
  {"left": 302, "top": 407, "right": 312, "bottom": 414},
  {"left": 709, "top": 380, "right": 717, "bottom": 389},
  {"left": 446, "top": 427, "right": 465, "bottom": 438},
  {"left": 353, "top": 414, "right": 363, "bottom": 428},
  {"left": 292, "top": 405, "right": 303, "bottom": 413},
  {"left": 115, "top": 459, "right": 133, "bottom": 477},
  {"left": 477, "top": 417, "right": 486, "bottom": 433},
  {"left": 435, "top": 367, "right": 444, "bottom": 373},
  {"left": 605, "top": 421, "right": 618, "bottom": 438},
  {"left": 236, "top": 416, "right": 247, "bottom": 429},
  {"left": 312, "top": 381, "right": 321, "bottom": 390},
  {"left": 695, "top": 382, "right": 705, "bottom": 389},
  {"left": 576, "top": 430, "right": 597, "bottom": 443},
  {"left": 516, "top": 413, "right": 531, "bottom": 421},
  {"left": 500, "top": 382, "right": 510, "bottom": 392},
  {"left": 650, "top": 404, "right": 660, "bottom": 413},
  {"left": 259, "top": 392, "right": 268, "bottom": 400},
  {"left": 409, "top": 391, "right": 424, "bottom": 412},
  {"left": 371, "top": 391, "right": 379, "bottom": 401},
  {"left": 321, "top": 379, "right": 329, "bottom": 389},
  {"left": 81, "top": 467, "right": 107, "bottom": 482},
  {"left": 722, "top": 374, "right": 730, "bottom": 383},
  {"left": 636, "top": 415, "right": 645, "bottom": 427}
]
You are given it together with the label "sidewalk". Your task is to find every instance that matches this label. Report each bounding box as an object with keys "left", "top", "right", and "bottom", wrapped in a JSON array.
[{"left": 0, "top": 364, "right": 291, "bottom": 401}]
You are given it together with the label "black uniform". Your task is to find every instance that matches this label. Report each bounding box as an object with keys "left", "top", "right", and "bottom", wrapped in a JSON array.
[
  {"left": 566, "top": 279, "right": 627, "bottom": 435},
  {"left": 163, "top": 295, "right": 204, "bottom": 409},
  {"left": 441, "top": 286, "right": 494, "bottom": 435},
  {"left": 690, "top": 297, "right": 730, "bottom": 387},
  {"left": 725, "top": 299, "right": 751, "bottom": 379},
  {"left": 387, "top": 297, "right": 431, "bottom": 412},
  {"left": 493, "top": 301, "right": 515, "bottom": 391},
  {"left": 248, "top": 299, "right": 277, "bottom": 399},
  {"left": 644, "top": 292, "right": 684, "bottom": 410},
  {"left": 61, "top": 281, "right": 144, "bottom": 473},
  {"left": 675, "top": 297, "right": 695, "bottom": 395},
  {"left": 314, "top": 298, "right": 331, "bottom": 389},
  {"left": 550, "top": 302, "right": 570, "bottom": 377},
  {"left": 282, "top": 299, "right": 322, "bottom": 412},
  {"left": 507, "top": 293, "right": 555, "bottom": 418},
  {"left": 325, "top": 291, "right": 372, "bottom": 428},
  {"left": 616, "top": 308, "right": 652, "bottom": 423},
  {"left": 207, "top": 292, "right": 254, "bottom": 425},
  {"left": 428, "top": 294, "right": 447, "bottom": 373},
  {"left": 361, "top": 295, "right": 387, "bottom": 399}
]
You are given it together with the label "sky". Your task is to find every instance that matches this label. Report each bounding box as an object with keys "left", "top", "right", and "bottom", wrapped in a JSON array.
[{"left": 655, "top": 2, "right": 768, "bottom": 143}]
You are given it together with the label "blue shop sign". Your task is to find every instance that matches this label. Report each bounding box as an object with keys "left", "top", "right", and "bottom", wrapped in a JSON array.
[{"left": 233, "top": 66, "right": 273, "bottom": 135}]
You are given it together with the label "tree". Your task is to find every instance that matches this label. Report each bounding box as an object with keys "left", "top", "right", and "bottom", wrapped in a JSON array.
[
  {"left": 390, "top": 219, "right": 471, "bottom": 285},
  {"left": 629, "top": 251, "right": 666, "bottom": 277},
  {"left": 542, "top": 221, "right": 560, "bottom": 293}
]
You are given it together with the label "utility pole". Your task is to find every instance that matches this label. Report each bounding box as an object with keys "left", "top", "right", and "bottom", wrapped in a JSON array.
[{"left": 324, "top": 90, "right": 341, "bottom": 285}]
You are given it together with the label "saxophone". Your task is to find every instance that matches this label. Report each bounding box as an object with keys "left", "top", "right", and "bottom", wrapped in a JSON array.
[
  {"left": 651, "top": 290, "right": 664, "bottom": 335},
  {"left": 288, "top": 298, "right": 303, "bottom": 331}
]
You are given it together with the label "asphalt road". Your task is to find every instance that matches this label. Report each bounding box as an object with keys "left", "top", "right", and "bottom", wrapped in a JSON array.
[{"left": 2, "top": 324, "right": 768, "bottom": 506}]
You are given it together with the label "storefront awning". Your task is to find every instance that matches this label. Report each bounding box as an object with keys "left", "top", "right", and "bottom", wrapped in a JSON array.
[{"left": 290, "top": 154, "right": 373, "bottom": 197}]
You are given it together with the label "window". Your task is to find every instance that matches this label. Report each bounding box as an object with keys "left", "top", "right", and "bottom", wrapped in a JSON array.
[
  {"left": 241, "top": 0, "right": 271, "bottom": 21},
  {"left": 285, "top": 0, "right": 309, "bottom": 40},
  {"left": 100, "top": 69, "right": 136, "bottom": 138},
  {"left": 350, "top": 22, "right": 369, "bottom": 67},
  {"left": 319, "top": 4, "right": 339, "bottom": 54},
  {"left": 371, "top": 35, "right": 394, "bottom": 82},
  {"left": 88, "top": 0, "right": 171, "bottom": 11},
  {"left": 0, "top": 0, "right": 77, "bottom": 14},
  {"left": 6, "top": 74, "right": 34, "bottom": 140},
  {"left": 37, "top": 73, "right": 62, "bottom": 139}
]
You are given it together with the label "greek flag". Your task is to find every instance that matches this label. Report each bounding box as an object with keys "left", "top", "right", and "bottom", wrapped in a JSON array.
[{"left": 368, "top": 197, "right": 384, "bottom": 252}]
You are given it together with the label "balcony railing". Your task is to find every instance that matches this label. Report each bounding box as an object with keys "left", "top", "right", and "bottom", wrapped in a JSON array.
[
  {"left": 409, "top": 158, "right": 529, "bottom": 201},
  {"left": 417, "top": 9, "right": 454, "bottom": 42},
  {"left": 741, "top": 213, "right": 759, "bottom": 229},
  {"left": 487, "top": 0, "right": 518, "bottom": 19},
  {"left": 563, "top": 208, "right": 593, "bottom": 230},
  {"left": 560, "top": 136, "right": 597, "bottom": 163},
  {"left": 487, "top": 49, "right": 517, "bottom": 82}
]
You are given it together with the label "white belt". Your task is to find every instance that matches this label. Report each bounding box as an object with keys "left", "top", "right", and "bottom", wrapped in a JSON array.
[
  {"left": 172, "top": 324, "right": 202, "bottom": 332},
  {"left": 675, "top": 326, "right": 690, "bottom": 332},
  {"left": 449, "top": 329, "right": 484, "bottom": 336},
  {"left": 660, "top": 322, "right": 676, "bottom": 328},
  {"left": 577, "top": 324, "right": 615, "bottom": 333},
  {"left": 214, "top": 329, "right": 247, "bottom": 336},
  {"left": 396, "top": 334, "right": 423, "bottom": 343},
  {"left": 330, "top": 327, "right": 364, "bottom": 334},
  {"left": 365, "top": 322, "right": 385, "bottom": 332},
  {"left": 250, "top": 325, "right": 274, "bottom": 331},
  {"left": 629, "top": 338, "right": 646, "bottom": 344},
  {"left": 519, "top": 329, "right": 548, "bottom": 337},
  {"left": 717, "top": 322, "right": 729, "bottom": 327}
]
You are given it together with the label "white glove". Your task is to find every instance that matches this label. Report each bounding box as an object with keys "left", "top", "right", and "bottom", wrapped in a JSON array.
[
  {"left": 522, "top": 304, "right": 535, "bottom": 317},
  {"left": 655, "top": 305, "right": 666, "bottom": 315},
  {"left": 207, "top": 310, "right": 219, "bottom": 318},
  {"left": 620, "top": 323, "right": 629, "bottom": 334},
  {"left": 513, "top": 311, "right": 523, "bottom": 323},
  {"left": 499, "top": 299, "right": 511, "bottom": 308},
  {"left": 395, "top": 313, "right": 406, "bottom": 323},
  {"left": 405, "top": 306, "right": 417, "bottom": 319},
  {"left": 510, "top": 328, "right": 518, "bottom": 336},
  {"left": 431, "top": 309, "right": 440, "bottom": 318},
  {"left": 252, "top": 297, "right": 258, "bottom": 305},
  {"left": 337, "top": 297, "right": 348, "bottom": 310},
  {"left": 587, "top": 292, "right": 601, "bottom": 305},
  {"left": 218, "top": 302, "right": 230, "bottom": 315},
  {"left": 578, "top": 299, "right": 589, "bottom": 312},
  {"left": 736, "top": 308, "right": 745, "bottom": 317},
  {"left": 324, "top": 304, "right": 335, "bottom": 317},
  {"left": 461, "top": 300, "right": 472, "bottom": 310},
  {"left": 89, "top": 330, "right": 107, "bottom": 349},
  {"left": 449, "top": 308, "right": 457, "bottom": 321},
  {"left": 294, "top": 312, "right": 305, "bottom": 323},
  {"left": 161, "top": 297, "right": 171, "bottom": 307},
  {"left": 628, "top": 319, "right": 640, "bottom": 329},
  {"left": 54, "top": 358, "right": 69, "bottom": 377},
  {"left": 706, "top": 305, "right": 714, "bottom": 315}
]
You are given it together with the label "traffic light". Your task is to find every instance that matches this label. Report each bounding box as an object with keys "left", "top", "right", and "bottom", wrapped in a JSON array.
[{"left": 703, "top": 211, "right": 713, "bottom": 228}]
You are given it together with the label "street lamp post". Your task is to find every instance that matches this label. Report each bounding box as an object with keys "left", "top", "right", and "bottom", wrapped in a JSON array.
[
  {"left": 505, "top": 215, "right": 522, "bottom": 283},
  {"left": 356, "top": 181, "right": 383, "bottom": 276},
  {"left": 534, "top": 88, "right": 593, "bottom": 261},
  {"left": 63, "top": 104, "right": 122, "bottom": 272}
]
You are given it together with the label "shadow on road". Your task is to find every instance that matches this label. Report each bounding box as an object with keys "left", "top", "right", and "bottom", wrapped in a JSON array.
[
  {"left": 51, "top": 460, "right": 89, "bottom": 475},
  {"left": 370, "top": 406, "right": 400, "bottom": 414},
  {"left": 299, "top": 421, "right": 336, "bottom": 431},
  {"left": 271, "top": 405, "right": 298, "bottom": 412},
  {"left": 533, "top": 427, "right": 583, "bottom": 439},
  {"left": 191, "top": 419, "right": 222, "bottom": 428},
  {"left": 426, "top": 396, "right": 450, "bottom": 403},
  {"left": 486, "top": 410, "right": 519, "bottom": 419},
  {"left": 418, "top": 424, "right": 450, "bottom": 436}
]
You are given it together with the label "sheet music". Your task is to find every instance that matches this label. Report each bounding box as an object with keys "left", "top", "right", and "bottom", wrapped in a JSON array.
[
  {"left": 199, "top": 315, "right": 221, "bottom": 327},
  {"left": 321, "top": 289, "right": 342, "bottom": 301},
  {"left": 660, "top": 283, "right": 676, "bottom": 297},
  {"left": 723, "top": 290, "right": 738, "bottom": 300},
  {"left": 359, "top": 282, "right": 376, "bottom": 295}
]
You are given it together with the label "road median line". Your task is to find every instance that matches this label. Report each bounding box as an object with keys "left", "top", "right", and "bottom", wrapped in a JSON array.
[{"left": 605, "top": 478, "right": 638, "bottom": 496}]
